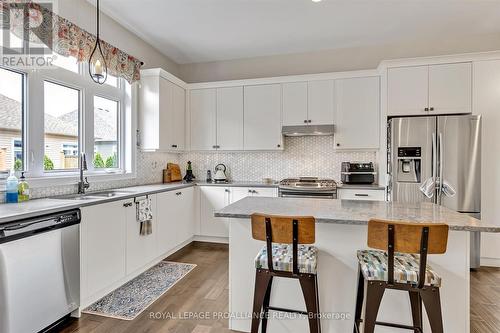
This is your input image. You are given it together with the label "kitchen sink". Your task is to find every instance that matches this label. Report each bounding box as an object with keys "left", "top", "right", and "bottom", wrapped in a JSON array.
[{"left": 52, "top": 190, "right": 133, "bottom": 200}]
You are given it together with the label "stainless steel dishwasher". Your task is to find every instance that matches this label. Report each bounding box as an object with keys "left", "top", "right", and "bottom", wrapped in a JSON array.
[{"left": 0, "top": 209, "right": 80, "bottom": 333}]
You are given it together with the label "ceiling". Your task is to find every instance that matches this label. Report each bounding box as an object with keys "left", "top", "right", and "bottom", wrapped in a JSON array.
[{"left": 98, "top": 0, "right": 500, "bottom": 64}]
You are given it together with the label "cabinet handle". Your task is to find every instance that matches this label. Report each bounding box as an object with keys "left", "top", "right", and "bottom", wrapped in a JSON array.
[
  {"left": 304, "top": 120, "right": 308, "bottom": 123},
  {"left": 277, "top": 144, "right": 281, "bottom": 148},
  {"left": 354, "top": 193, "right": 369, "bottom": 197},
  {"left": 171, "top": 144, "right": 178, "bottom": 148},
  {"left": 176, "top": 192, "right": 182, "bottom": 196},
  {"left": 424, "top": 107, "right": 429, "bottom": 111},
  {"left": 248, "top": 189, "right": 252, "bottom": 193},
  {"left": 252, "top": 190, "right": 257, "bottom": 194},
  {"left": 225, "top": 189, "right": 230, "bottom": 193},
  {"left": 123, "top": 202, "right": 133, "bottom": 207},
  {"left": 212, "top": 145, "right": 217, "bottom": 149},
  {"left": 336, "top": 143, "right": 340, "bottom": 147},
  {"left": 429, "top": 107, "right": 434, "bottom": 111},
  {"left": 308, "top": 120, "right": 312, "bottom": 123},
  {"left": 216, "top": 145, "right": 220, "bottom": 149}
]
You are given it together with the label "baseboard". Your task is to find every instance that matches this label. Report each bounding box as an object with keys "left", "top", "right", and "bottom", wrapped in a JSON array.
[
  {"left": 193, "top": 235, "right": 229, "bottom": 244},
  {"left": 480, "top": 257, "right": 500, "bottom": 268}
]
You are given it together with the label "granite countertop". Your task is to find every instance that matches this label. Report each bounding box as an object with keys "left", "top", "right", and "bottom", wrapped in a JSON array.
[
  {"left": 0, "top": 180, "right": 278, "bottom": 224},
  {"left": 194, "top": 180, "right": 278, "bottom": 188},
  {"left": 215, "top": 196, "right": 499, "bottom": 232},
  {"left": 0, "top": 182, "right": 195, "bottom": 225}
]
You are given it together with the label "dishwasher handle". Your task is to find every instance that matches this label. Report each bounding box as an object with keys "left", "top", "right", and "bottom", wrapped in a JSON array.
[{"left": 0, "top": 209, "right": 80, "bottom": 243}]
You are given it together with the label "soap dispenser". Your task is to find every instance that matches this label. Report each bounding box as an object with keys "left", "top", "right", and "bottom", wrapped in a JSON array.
[
  {"left": 5, "top": 169, "right": 18, "bottom": 203},
  {"left": 18, "top": 172, "right": 30, "bottom": 202}
]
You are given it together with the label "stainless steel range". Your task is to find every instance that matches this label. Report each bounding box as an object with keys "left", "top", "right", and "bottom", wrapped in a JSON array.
[{"left": 278, "top": 177, "right": 337, "bottom": 199}]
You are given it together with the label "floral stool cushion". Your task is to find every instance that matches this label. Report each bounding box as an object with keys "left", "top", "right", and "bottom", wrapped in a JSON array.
[
  {"left": 255, "top": 244, "right": 318, "bottom": 274},
  {"left": 357, "top": 249, "right": 442, "bottom": 287}
]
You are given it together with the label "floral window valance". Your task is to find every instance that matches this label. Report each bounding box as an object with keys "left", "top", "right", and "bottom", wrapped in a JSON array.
[{"left": 0, "top": 1, "right": 143, "bottom": 83}]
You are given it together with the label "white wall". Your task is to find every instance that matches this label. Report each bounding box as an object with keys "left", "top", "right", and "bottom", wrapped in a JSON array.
[
  {"left": 179, "top": 32, "right": 500, "bottom": 83},
  {"left": 53, "top": 0, "right": 180, "bottom": 76}
]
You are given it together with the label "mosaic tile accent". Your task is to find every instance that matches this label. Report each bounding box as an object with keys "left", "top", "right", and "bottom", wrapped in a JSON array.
[
  {"left": 2, "top": 136, "right": 376, "bottom": 202},
  {"left": 180, "top": 136, "right": 377, "bottom": 183}
]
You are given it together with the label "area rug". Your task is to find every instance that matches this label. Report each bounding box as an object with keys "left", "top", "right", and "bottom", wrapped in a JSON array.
[{"left": 83, "top": 261, "right": 197, "bottom": 320}]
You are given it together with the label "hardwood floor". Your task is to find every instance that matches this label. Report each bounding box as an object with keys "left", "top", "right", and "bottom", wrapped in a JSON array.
[
  {"left": 56, "top": 242, "right": 235, "bottom": 333},
  {"left": 54, "top": 243, "right": 500, "bottom": 333}
]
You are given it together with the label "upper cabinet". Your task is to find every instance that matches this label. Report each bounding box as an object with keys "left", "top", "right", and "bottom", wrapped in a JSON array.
[
  {"left": 282, "top": 80, "right": 335, "bottom": 126},
  {"left": 307, "top": 80, "right": 335, "bottom": 125},
  {"left": 428, "top": 63, "right": 472, "bottom": 115},
  {"left": 189, "top": 87, "right": 244, "bottom": 151},
  {"left": 190, "top": 88, "right": 217, "bottom": 150},
  {"left": 244, "top": 84, "right": 283, "bottom": 150},
  {"left": 387, "top": 62, "right": 472, "bottom": 116},
  {"left": 139, "top": 70, "right": 186, "bottom": 152},
  {"left": 217, "top": 87, "right": 244, "bottom": 150},
  {"left": 335, "top": 76, "right": 380, "bottom": 150},
  {"left": 282, "top": 82, "right": 308, "bottom": 126}
]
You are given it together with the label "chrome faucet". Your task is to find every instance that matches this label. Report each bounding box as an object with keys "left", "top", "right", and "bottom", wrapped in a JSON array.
[{"left": 78, "top": 153, "right": 90, "bottom": 194}]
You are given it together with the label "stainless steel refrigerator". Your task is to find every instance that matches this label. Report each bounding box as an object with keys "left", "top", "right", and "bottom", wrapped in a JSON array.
[{"left": 388, "top": 115, "right": 481, "bottom": 268}]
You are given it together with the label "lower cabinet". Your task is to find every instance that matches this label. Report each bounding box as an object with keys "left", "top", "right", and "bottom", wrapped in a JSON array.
[
  {"left": 199, "top": 186, "right": 278, "bottom": 238},
  {"left": 156, "top": 187, "right": 195, "bottom": 256},
  {"left": 126, "top": 195, "right": 158, "bottom": 275},
  {"left": 199, "top": 186, "right": 231, "bottom": 238},
  {"left": 338, "top": 188, "right": 385, "bottom": 201},
  {"left": 80, "top": 200, "right": 128, "bottom": 303}
]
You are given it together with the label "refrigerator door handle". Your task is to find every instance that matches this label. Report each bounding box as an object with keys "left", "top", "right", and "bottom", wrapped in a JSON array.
[
  {"left": 432, "top": 132, "right": 437, "bottom": 181},
  {"left": 438, "top": 132, "right": 444, "bottom": 204}
]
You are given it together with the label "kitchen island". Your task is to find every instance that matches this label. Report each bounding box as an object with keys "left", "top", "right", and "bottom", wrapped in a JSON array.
[{"left": 215, "top": 197, "right": 500, "bottom": 333}]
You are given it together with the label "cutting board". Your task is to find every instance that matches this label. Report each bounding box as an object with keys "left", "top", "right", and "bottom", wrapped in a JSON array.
[{"left": 163, "top": 163, "right": 182, "bottom": 183}]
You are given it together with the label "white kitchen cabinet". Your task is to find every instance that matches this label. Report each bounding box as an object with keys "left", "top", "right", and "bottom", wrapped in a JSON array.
[
  {"left": 199, "top": 186, "right": 231, "bottom": 237},
  {"left": 139, "top": 71, "right": 186, "bottom": 152},
  {"left": 387, "top": 66, "right": 429, "bottom": 116},
  {"left": 338, "top": 188, "right": 385, "bottom": 201},
  {"left": 473, "top": 59, "right": 500, "bottom": 263},
  {"left": 428, "top": 62, "right": 472, "bottom": 115},
  {"left": 126, "top": 195, "right": 158, "bottom": 275},
  {"left": 80, "top": 200, "right": 127, "bottom": 301},
  {"left": 217, "top": 87, "right": 244, "bottom": 150},
  {"left": 244, "top": 84, "right": 283, "bottom": 150},
  {"left": 308, "top": 80, "right": 335, "bottom": 125},
  {"left": 335, "top": 76, "right": 380, "bottom": 150},
  {"left": 282, "top": 82, "right": 308, "bottom": 126},
  {"left": 230, "top": 186, "right": 278, "bottom": 203},
  {"left": 156, "top": 187, "right": 195, "bottom": 255},
  {"left": 388, "top": 62, "right": 472, "bottom": 116},
  {"left": 176, "top": 187, "right": 195, "bottom": 245},
  {"left": 190, "top": 88, "right": 217, "bottom": 150}
]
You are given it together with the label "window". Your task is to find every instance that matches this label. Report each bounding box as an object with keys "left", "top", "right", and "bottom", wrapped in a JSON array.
[
  {"left": 0, "top": 67, "right": 24, "bottom": 175},
  {"left": 0, "top": 54, "right": 130, "bottom": 181},
  {"left": 93, "top": 96, "right": 119, "bottom": 169},
  {"left": 43, "top": 81, "right": 80, "bottom": 171}
]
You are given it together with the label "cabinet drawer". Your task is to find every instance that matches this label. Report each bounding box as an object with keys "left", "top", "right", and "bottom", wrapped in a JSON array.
[{"left": 338, "top": 189, "right": 385, "bottom": 201}]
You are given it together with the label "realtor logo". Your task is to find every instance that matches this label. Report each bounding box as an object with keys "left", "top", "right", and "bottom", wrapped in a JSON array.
[{"left": 0, "top": 1, "right": 56, "bottom": 68}]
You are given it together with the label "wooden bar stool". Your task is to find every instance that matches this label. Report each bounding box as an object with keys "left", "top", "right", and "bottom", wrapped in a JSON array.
[
  {"left": 353, "top": 219, "right": 449, "bottom": 333},
  {"left": 250, "top": 213, "right": 321, "bottom": 333}
]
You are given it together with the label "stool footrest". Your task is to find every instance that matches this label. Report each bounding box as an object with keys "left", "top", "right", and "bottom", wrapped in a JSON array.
[
  {"left": 266, "top": 306, "right": 308, "bottom": 316},
  {"left": 376, "top": 320, "right": 422, "bottom": 331}
]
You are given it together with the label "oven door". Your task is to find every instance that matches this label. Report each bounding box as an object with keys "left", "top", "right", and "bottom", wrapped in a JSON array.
[{"left": 279, "top": 189, "right": 336, "bottom": 199}]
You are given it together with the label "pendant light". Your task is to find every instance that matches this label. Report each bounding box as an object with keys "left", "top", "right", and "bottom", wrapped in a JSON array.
[{"left": 89, "top": 0, "right": 107, "bottom": 84}]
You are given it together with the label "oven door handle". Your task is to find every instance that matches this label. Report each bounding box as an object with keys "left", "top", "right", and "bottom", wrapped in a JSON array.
[{"left": 280, "top": 193, "right": 335, "bottom": 199}]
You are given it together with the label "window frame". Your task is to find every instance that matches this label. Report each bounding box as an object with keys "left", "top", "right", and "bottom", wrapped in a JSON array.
[
  {"left": 0, "top": 57, "right": 136, "bottom": 185},
  {"left": 0, "top": 66, "right": 26, "bottom": 176}
]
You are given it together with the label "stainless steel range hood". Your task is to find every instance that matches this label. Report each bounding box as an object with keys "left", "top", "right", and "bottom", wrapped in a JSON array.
[{"left": 282, "top": 124, "right": 335, "bottom": 137}]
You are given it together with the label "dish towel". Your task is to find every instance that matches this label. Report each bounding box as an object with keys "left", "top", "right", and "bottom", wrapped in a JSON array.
[
  {"left": 136, "top": 197, "right": 153, "bottom": 235},
  {"left": 419, "top": 177, "right": 436, "bottom": 198}
]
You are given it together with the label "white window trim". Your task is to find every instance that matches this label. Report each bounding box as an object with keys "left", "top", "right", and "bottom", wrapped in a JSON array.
[{"left": 0, "top": 59, "right": 137, "bottom": 187}]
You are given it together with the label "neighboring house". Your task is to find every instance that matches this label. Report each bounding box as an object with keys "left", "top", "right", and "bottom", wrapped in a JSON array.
[{"left": 0, "top": 94, "right": 117, "bottom": 172}]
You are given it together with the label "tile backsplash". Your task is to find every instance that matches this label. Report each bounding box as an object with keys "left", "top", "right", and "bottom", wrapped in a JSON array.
[
  {"left": 180, "top": 136, "right": 377, "bottom": 182},
  {"left": 6, "top": 136, "right": 377, "bottom": 201}
]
